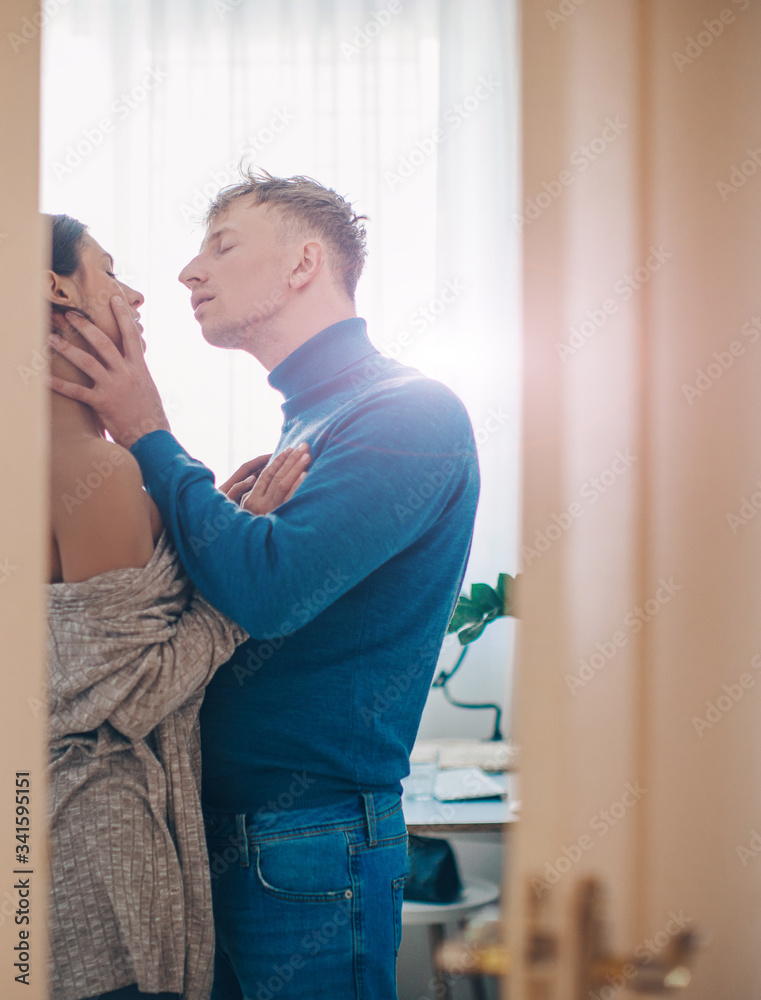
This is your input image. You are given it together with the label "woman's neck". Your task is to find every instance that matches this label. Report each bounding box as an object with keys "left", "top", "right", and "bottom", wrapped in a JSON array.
[{"left": 49, "top": 355, "right": 103, "bottom": 441}]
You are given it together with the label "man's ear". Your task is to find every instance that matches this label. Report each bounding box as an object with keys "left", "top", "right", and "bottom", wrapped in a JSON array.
[
  {"left": 289, "top": 240, "right": 325, "bottom": 290},
  {"left": 44, "top": 270, "right": 76, "bottom": 306}
]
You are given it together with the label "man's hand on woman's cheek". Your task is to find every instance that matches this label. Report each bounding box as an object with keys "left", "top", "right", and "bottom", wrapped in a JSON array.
[{"left": 47, "top": 296, "right": 171, "bottom": 449}]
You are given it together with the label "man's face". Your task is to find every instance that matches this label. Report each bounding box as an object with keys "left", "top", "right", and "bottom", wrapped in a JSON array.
[{"left": 178, "top": 200, "right": 294, "bottom": 349}]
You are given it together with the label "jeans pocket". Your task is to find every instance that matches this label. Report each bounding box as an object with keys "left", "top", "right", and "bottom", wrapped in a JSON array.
[
  {"left": 254, "top": 829, "right": 354, "bottom": 902},
  {"left": 391, "top": 874, "right": 406, "bottom": 954}
]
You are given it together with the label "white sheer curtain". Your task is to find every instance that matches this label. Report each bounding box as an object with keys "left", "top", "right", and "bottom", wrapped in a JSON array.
[{"left": 41, "top": 0, "right": 518, "bottom": 736}]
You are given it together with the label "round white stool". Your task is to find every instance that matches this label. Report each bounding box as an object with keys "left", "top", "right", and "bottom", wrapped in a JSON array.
[{"left": 402, "top": 877, "right": 500, "bottom": 1000}]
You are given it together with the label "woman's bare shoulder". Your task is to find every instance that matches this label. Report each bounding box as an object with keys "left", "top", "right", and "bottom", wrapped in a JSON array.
[
  {"left": 51, "top": 436, "right": 136, "bottom": 489},
  {"left": 51, "top": 437, "right": 163, "bottom": 583}
]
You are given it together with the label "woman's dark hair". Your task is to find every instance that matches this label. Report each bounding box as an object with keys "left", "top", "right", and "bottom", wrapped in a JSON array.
[
  {"left": 48, "top": 213, "right": 88, "bottom": 277},
  {"left": 45, "top": 213, "right": 92, "bottom": 324}
]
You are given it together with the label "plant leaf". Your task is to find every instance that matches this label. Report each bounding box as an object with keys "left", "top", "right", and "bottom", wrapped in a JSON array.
[
  {"left": 458, "top": 620, "right": 488, "bottom": 645},
  {"left": 469, "top": 583, "right": 501, "bottom": 614},
  {"left": 446, "top": 596, "right": 482, "bottom": 633},
  {"left": 498, "top": 573, "right": 515, "bottom": 616}
]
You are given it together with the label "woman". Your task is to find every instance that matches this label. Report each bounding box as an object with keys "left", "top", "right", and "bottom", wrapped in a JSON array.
[{"left": 46, "top": 214, "right": 306, "bottom": 1000}]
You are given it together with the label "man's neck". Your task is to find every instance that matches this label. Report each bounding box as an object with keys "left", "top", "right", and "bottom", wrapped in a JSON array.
[{"left": 248, "top": 303, "right": 357, "bottom": 373}]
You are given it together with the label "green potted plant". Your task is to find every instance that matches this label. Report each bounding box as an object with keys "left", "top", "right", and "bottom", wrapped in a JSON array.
[{"left": 433, "top": 573, "right": 517, "bottom": 741}]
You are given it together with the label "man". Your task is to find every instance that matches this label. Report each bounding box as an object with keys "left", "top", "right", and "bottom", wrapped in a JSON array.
[{"left": 49, "top": 171, "right": 480, "bottom": 999}]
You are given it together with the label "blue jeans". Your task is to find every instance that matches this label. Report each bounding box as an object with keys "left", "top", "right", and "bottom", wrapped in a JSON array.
[{"left": 203, "top": 791, "right": 408, "bottom": 1000}]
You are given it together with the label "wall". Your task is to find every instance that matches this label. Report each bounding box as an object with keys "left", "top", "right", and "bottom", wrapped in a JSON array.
[{"left": 0, "top": 2, "right": 49, "bottom": 999}]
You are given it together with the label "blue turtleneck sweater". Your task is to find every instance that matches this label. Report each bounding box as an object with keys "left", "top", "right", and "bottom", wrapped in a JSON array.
[{"left": 131, "top": 318, "right": 479, "bottom": 814}]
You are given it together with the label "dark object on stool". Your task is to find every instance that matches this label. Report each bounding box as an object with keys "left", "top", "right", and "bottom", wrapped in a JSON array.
[{"left": 403, "top": 834, "right": 463, "bottom": 904}]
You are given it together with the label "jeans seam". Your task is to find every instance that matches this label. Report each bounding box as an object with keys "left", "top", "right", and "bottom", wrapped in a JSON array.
[
  {"left": 350, "top": 847, "right": 364, "bottom": 1000},
  {"left": 361, "top": 791, "right": 377, "bottom": 847},
  {"left": 236, "top": 812, "right": 250, "bottom": 868},
  {"left": 350, "top": 831, "right": 409, "bottom": 855},
  {"left": 392, "top": 873, "right": 406, "bottom": 956}
]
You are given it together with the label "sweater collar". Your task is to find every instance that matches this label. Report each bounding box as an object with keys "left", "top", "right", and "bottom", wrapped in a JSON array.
[{"left": 267, "top": 318, "right": 377, "bottom": 401}]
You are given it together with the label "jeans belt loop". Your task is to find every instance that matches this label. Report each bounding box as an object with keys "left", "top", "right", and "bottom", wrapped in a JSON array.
[
  {"left": 361, "top": 791, "right": 377, "bottom": 847},
  {"left": 236, "top": 813, "right": 251, "bottom": 868}
]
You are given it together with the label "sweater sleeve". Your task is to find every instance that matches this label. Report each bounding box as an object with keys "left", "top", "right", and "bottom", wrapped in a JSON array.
[
  {"left": 50, "top": 559, "right": 249, "bottom": 742},
  {"left": 104, "top": 591, "right": 248, "bottom": 740},
  {"left": 131, "top": 385, "right": 477, "bottom": 637}
]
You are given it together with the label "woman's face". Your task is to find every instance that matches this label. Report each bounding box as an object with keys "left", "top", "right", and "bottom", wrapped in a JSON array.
[{"left": 49, "top": 233, "right": 145, "bottom": 352}]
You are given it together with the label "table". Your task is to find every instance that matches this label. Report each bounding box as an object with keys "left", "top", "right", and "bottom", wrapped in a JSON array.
[{"left": 402, "top": 772, "right": 519, "bottom": 834}]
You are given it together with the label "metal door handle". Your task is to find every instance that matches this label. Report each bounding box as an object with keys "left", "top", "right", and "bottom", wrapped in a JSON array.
[{"left": 576, "top": 878, "right": 698, "bottom": 995}]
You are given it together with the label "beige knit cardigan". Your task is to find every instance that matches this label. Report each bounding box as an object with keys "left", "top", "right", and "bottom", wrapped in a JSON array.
[{"left": 47, "top": 532, "right": 247, "bottom": 1000}]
